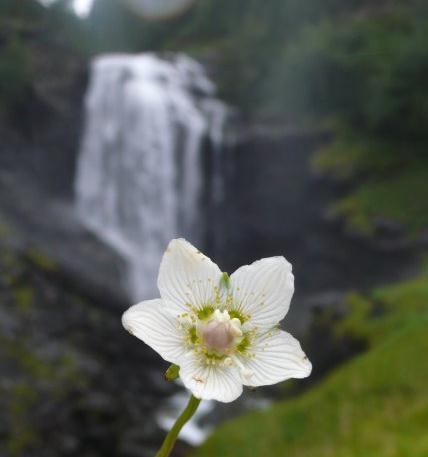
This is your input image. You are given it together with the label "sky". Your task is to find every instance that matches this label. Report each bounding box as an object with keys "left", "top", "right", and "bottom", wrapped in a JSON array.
[
  {"left": 39, "top": 0, "right": 195, "bottom": 19},
  {"left": 37, "top": 0, "right": 94, "bottom": 17},
  {"left": 73, "top": 0, "right": 94, "bottom": 17}
]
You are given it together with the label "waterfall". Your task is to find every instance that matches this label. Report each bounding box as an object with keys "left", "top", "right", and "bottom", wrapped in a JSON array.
[{"left": 74, "top": 53, "right": 228, "bottom": 300}]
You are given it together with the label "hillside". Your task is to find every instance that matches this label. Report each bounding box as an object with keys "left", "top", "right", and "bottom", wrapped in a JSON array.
[{"left": 193, "top": 270, "right": 428, "bottom": 457}]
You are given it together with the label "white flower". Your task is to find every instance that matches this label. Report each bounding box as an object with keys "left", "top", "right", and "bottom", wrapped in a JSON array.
[{"left": 122, "top": 238, "right": 312, "bottom": 403}]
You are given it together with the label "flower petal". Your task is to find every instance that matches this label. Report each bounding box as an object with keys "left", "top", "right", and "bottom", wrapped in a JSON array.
[
  {"left": 230, "top": 257, "right": 294, "bottom": 329},
  {"left": 239, "top": 329, "right": 312, "bottom": 387},
  {"left": 179, "top": 354, "right": 243, "bottom": 402},
  {"left": 158, "top": 238, "right": 222, "bottom": 316},
  {"left": 122, "top": 299, "right": 186, "bottom": 364}
]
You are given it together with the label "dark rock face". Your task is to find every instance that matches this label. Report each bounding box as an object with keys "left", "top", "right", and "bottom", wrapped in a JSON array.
[
  {"left": 0, "top": 39, "right": 128, "bottom": 307},
  {"left": 0, "top": 166, "right": 128, "bottom": 308},
  {"left": 214, "top": 126, "right": 416, "bottom": 332},
  {"left": 0, "top": 40, "right": 87, "bottom": 198}
]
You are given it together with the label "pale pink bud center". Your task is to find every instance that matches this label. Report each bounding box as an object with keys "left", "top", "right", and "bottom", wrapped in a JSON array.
[{"left": 201, "top": 321, "right": 235, "bottom": 352}]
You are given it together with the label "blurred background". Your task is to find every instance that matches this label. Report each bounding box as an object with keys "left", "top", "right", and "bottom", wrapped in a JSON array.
[{"left": 0, "top": 0, "right": 427, "bottom": 456}]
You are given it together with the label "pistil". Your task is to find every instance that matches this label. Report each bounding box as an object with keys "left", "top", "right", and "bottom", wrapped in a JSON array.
[{"left": 200, "top": 309, "right": 242, "bottom": 354}]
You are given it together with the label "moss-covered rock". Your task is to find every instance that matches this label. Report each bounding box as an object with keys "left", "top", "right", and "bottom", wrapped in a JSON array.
[{"left": 0, "top": 242, "right": 176, "bottom": 457}]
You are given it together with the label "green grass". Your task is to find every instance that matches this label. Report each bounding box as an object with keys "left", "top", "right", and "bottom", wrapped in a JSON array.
[{"left": 192, "top": 273, "right": 428, "bottom": 457}]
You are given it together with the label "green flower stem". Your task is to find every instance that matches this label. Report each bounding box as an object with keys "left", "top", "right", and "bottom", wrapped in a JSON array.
[{"left": 155, "top": 394, "right": 201, "bottom": 457}]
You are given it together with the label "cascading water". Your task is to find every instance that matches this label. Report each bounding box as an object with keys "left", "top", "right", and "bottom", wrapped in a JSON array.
[{"left": 75, "top": 53, "right": 228, "bottom": 300}]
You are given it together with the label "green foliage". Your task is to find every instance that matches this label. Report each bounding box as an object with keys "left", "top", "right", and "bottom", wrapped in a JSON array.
[
  {"left": 270, "top": 4, "right": 428, "bottom": 237},
  {"left": 368, "top": 272, "right": 428, "bottom": 344},
  {"left": 333, "top": 292, "right": 372, "bottom": 341},
  {"left": 313, "top": 136, "right": 407, "bottom": 179},
  {"left": 268, "top": 6, "right": 428, "bottom": 129},
  {"left": 313, "top": 129, "right": 428, "bottom": 236},
  {"left": 193, "top": 271, "right": 428, "bottom": 457},
  {"left": 0, "top": 0, "right": 44, "bottom": 21},
  {"left": 0, "top": 0, "right": 91, "bottom": 117},
  {"left": 333, "top": 168, "right": 428, "bottom": 236},
  {"left": 42, "top": 0, "right": 93, "bottom": 54}
]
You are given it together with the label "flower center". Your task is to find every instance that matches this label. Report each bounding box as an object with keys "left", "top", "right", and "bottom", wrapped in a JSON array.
[{"left": 200, "top": 309, "right": 242, "bottom": 354}]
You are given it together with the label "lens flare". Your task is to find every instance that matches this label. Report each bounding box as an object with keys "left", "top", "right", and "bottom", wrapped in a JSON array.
[{"left": 122, "top": 0, "right": 196, "bottom": 20}]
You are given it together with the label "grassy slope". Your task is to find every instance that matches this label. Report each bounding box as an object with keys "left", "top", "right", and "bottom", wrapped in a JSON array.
[{"left": 192, "top": 274, "right": 428, "bottom": 457}]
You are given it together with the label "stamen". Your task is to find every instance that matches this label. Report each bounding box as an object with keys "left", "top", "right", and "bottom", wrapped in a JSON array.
[{"left": 231, "top": 355, "right": 253, "bottom": 379}]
